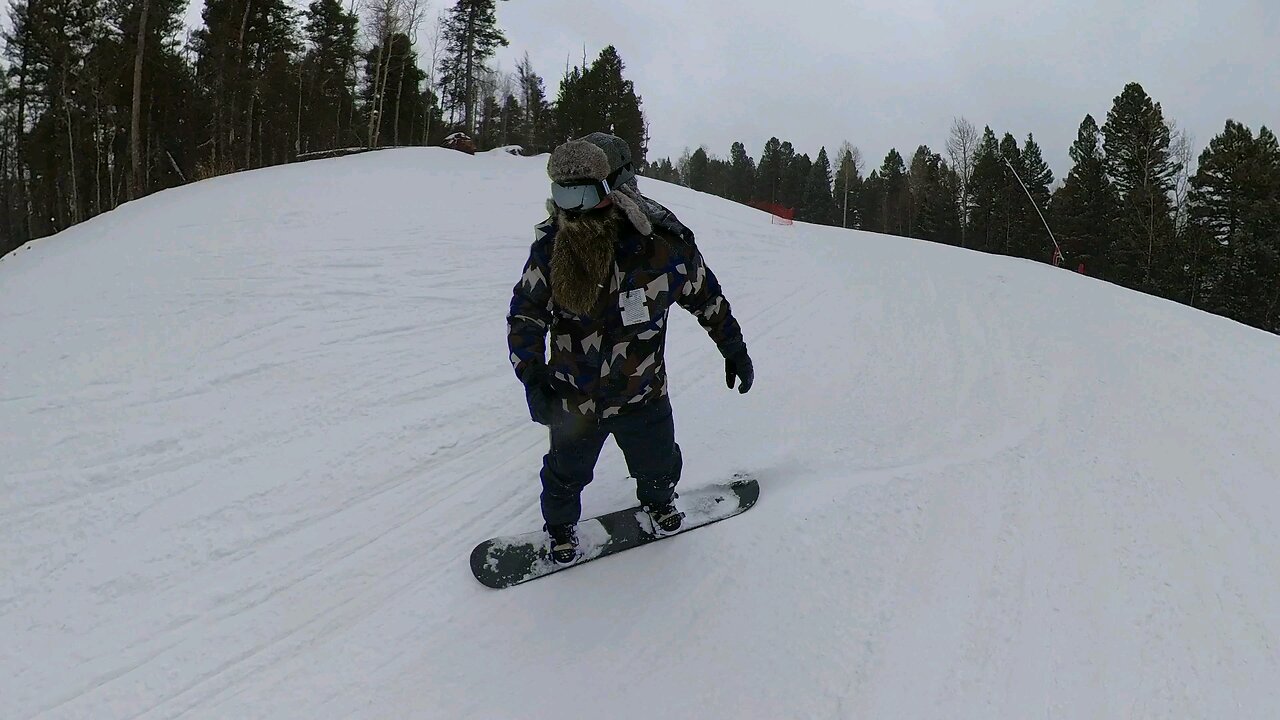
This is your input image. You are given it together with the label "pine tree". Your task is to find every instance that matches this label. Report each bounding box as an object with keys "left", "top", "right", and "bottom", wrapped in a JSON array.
[
  {"left": 907, "top": 145, "right": 957, "bottom": 244},
  {"left": 753, "top": 137, "right": 783, "bottom": 204},
  {"left": 586, "top": 46, "right": 646, "bottom": 163},
  {"left": 641, "top": 157, "right": 681, "bottom": 184},
  {"left": 2, "top": 0, "right": 198, "bottom": 224},
  {"left": 938, "top": 164, "right": 962, "bottom": 244},
  {"left": 706, "top": 156, "right": 731, "bottom": 198},
  {"left": 859, "top": 170, "right": 884, "bottom": 234},
  {"left": 1050, "top": 114, "right": 1118, "bottom": 275},
  {"left": 775, "top": 141, "right": 797, "bottom": 205},
  {"left": 193, "top": 0, "right": 300, "bottom": 172},
  {"left": 997, "top": 133, "right": 1023, "bottom": 256},
  {"left": 121, "top": 0, "right": 158, "bottom": 195},
  {"left": 475, "top": 91, "right": 502, "bottom": 149},
  {"left": 515, "top": 53, "right": 550, "bottom": 153},
  {"left": 3, "top": 0, "right": 101, "bottom": 230},
  {"left": 686, "top": 147, "right": 711, "bottom": 191},
  {"left": 876, "top": 148, "right": 909, "bottom": 235},
  {"left": 0, "top": 68, "right": 20, "bottom": 250},
  {"left": 551, "top": 66, "right": 587, "bottom": 146},
  {"left": 550, "top": 46, "right": 646, "bottom": 162},
  {"left": 727, "top": 141, "right": 755, "bottom": 203},
  {"left": 2, "top": 4, "right": 34, "bottom": 243},
  {"left": 499, "top": 93, "right": 520, "bottom": 147},
  {"left": 1017, "top": 133, "right": 1054, "bottom": 260},
  {"left": 301, "top": 0, "right": 358, "bottom": 152},
  {"left": 1190, "top": 121, "right": 1280, "bottom": 329},
  {"left": 908, "top": 145, "right": 930, "bottom": 237},
  {"left": 1102, "top": 82, "right": 1181, "bottom": 290},
  {"left": 658, "top": 157, "right": 681, "bottom": 184},
  {"left": 437, "top": 0, "right": 507, "bottom": 136},
  {"left": 1189, "top": 121, "right": 1256, "bottom": 243},
  {"left": 1251, "top": 126, "right": 1280, "bottom": 331},
  {"left": 116, "top": 0, "right": 202, "bottom": 190},
  {"left": 833, "top": 145, "right": 863, "bottom": 229},
  {"left": 778, "top": 151, "right": 810, "bottom": 213},
  {"left": 801, "top": 147, "right": 837, "bottom": 225},
  {"left": 967, "top": 127, "right": 1003, "bottom": 253},
  {"left": 420, "top": 87, "right": 447, "bottom": 145}
]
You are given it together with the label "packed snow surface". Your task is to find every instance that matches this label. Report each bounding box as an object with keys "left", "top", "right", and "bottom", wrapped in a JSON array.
[{"left": 4, "top": 148, "right": 1280, "bottom": 719}]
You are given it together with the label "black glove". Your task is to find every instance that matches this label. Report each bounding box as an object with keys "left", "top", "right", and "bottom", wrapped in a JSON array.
[
  {"left": 521, "top": 364, "right": 557, "bottom": 425},
  {"left": 725, "top": 349, "right": 754, "bottom": 394}
]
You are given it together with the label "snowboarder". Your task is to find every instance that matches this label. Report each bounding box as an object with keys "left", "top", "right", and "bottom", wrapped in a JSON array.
[{"left": 507, "top": 132, "right": 753, "bottom": 564}]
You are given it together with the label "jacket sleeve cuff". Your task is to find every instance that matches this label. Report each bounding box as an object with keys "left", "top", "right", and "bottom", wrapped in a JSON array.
[{"left": 716, "top": 323, "right": 747, "bottom": 360}]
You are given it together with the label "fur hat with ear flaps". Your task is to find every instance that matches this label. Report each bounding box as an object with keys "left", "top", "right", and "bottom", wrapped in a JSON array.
[
  {"left": 547, "top": 132, "right": 653, "bottom": 236},
  {"left": 544, "top": 133, "right": 699, "bottom": 316}
]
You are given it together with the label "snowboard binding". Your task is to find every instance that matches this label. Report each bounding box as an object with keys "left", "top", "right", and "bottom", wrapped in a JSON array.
[
  {"left": 644, "top": 499, "right": 684, "bottom": 535},
  {"left": 545, "top": 523, "right": 580, "bottom": 565}
]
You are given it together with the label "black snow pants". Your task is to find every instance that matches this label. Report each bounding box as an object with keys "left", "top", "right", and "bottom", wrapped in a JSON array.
[{"left": 539, "top": 397, "right": 683, "bottom": 527}]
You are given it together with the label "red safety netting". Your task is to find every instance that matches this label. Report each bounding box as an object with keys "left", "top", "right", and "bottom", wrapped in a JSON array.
[{"left": 747, "top": 200, "right": 795, "bottom": 225}]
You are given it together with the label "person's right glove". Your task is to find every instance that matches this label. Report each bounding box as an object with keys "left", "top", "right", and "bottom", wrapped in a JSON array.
[
  {"left": 725, "top": 348, "right": 754, "bottom": 394},
  {"left": 521, "top": 364, "right": 557, "bottom": 425}
]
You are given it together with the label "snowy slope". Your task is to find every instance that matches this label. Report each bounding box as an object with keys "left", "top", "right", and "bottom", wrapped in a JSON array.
[{"left": 4, "top": 148, "right": 1280, "bottom": 719}]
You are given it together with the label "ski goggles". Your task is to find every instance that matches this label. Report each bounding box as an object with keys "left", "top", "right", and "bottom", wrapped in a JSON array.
[
  {"left": 550, "top": 162, "right": 634, "bottom": 213},
  {"left": 551, "top": 177, "right": 612, "bottom": 213}
]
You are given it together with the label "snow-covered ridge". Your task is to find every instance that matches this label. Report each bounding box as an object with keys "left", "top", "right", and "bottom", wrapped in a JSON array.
[{"left": 3, "top": 147, "right": 1279, "bottom": 719}]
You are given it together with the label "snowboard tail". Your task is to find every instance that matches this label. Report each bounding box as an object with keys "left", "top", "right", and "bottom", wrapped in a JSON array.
[{"left": 469, "top": 475, "right": 759, "bottom": 589}]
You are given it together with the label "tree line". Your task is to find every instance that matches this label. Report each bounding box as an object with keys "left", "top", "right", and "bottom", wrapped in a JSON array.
[
  {"left": 3, "top": 4, "right": 1275, "bottom": 340},
  {"left": 641, "top": 82, "right": 1280, "bottom": 336},
  {"left": 0, "top": 0, "right": 647, "bottom": 257}
]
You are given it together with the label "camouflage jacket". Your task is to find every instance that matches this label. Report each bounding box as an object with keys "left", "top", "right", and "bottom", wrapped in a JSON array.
[{"left": 507, "top": 215, "right": 745, "bottom": 419}]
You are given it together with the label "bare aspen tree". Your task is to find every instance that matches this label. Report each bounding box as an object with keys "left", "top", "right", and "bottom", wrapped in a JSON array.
[
  {"left": 423, "top": 11, "right": 446, "bottom": 144},
  {"left": 131, "top": 0, "right": 150, "bottom": 197},
  {"left": 497, "top": 68, "right": 514, "bottom": 146},
  {"left": 13, "top": 31, "right": 32, "bottom": 239},
  {"left": 515, "top": 51, "right": 538, "bottom": 147},
  {"left": 295, "top": 54, "right": 304, "bottom": 155},
  {"left": 345, "top": 0, "right": 363, "bottom": 146},
  {"left": 236, "top": 0, "right": 254, "bottom": 167},
  {"left": 389, "top": 0, "right": 425, "bottom": 145},
  {"left": 1169, "top": 122, "right": 1195, "bottom": 234},
  {"left": 947, "top": 117, "right": 978, "bottom": 248},
  {"left": 1168, "top": 122, "right": 1197, "bottom": 303},
  {"left": 364, "top": 0, "right": 403, "bottom": 146},
  {"left": 835, "top": 140, "right": 863, "bottom": 229},
  {"left": 438, "top": 1, "right": 507, "bottom": 136}
]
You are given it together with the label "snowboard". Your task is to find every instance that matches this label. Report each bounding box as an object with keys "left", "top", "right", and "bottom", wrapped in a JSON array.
[{"left": 469, "top": 475, "right": 759, "bottom": 589}]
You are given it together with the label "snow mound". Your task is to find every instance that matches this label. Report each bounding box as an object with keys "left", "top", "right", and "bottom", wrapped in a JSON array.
[{"left": 4, "top": 148, "right": 1280, "bottom": 719}]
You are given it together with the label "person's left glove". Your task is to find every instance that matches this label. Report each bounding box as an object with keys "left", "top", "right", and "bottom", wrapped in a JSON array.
[
  {"left": 521, "top": 364, "right": 558, "bottom": 425},
  {"left": 725, "top": 348, "right": 754, "bottom": 394}
]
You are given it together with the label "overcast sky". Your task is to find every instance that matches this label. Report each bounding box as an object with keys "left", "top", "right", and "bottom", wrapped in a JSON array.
[
  {"left": 174, "top": 0, "right": 1280, "bottom": 180},
  {"left": 489, "top": 0, "right": 1280, "bottom": 180}
]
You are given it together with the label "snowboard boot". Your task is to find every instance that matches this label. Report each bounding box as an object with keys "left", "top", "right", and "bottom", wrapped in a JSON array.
[
  {"left": 545, "top": 522, "right": 580, "bottom": 564},
  {"left": 644, "top": 499, "right": 684, "bottom": 535}
]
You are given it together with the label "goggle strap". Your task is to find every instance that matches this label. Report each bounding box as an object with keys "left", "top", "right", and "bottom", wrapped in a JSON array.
[{"left": 605, "top": 162, "right": 632, "bottom": 187}]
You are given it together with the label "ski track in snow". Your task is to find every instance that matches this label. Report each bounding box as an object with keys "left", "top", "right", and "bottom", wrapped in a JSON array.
[{"left": 3, "top": 149, "right": 1280, "bottom": 719}]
